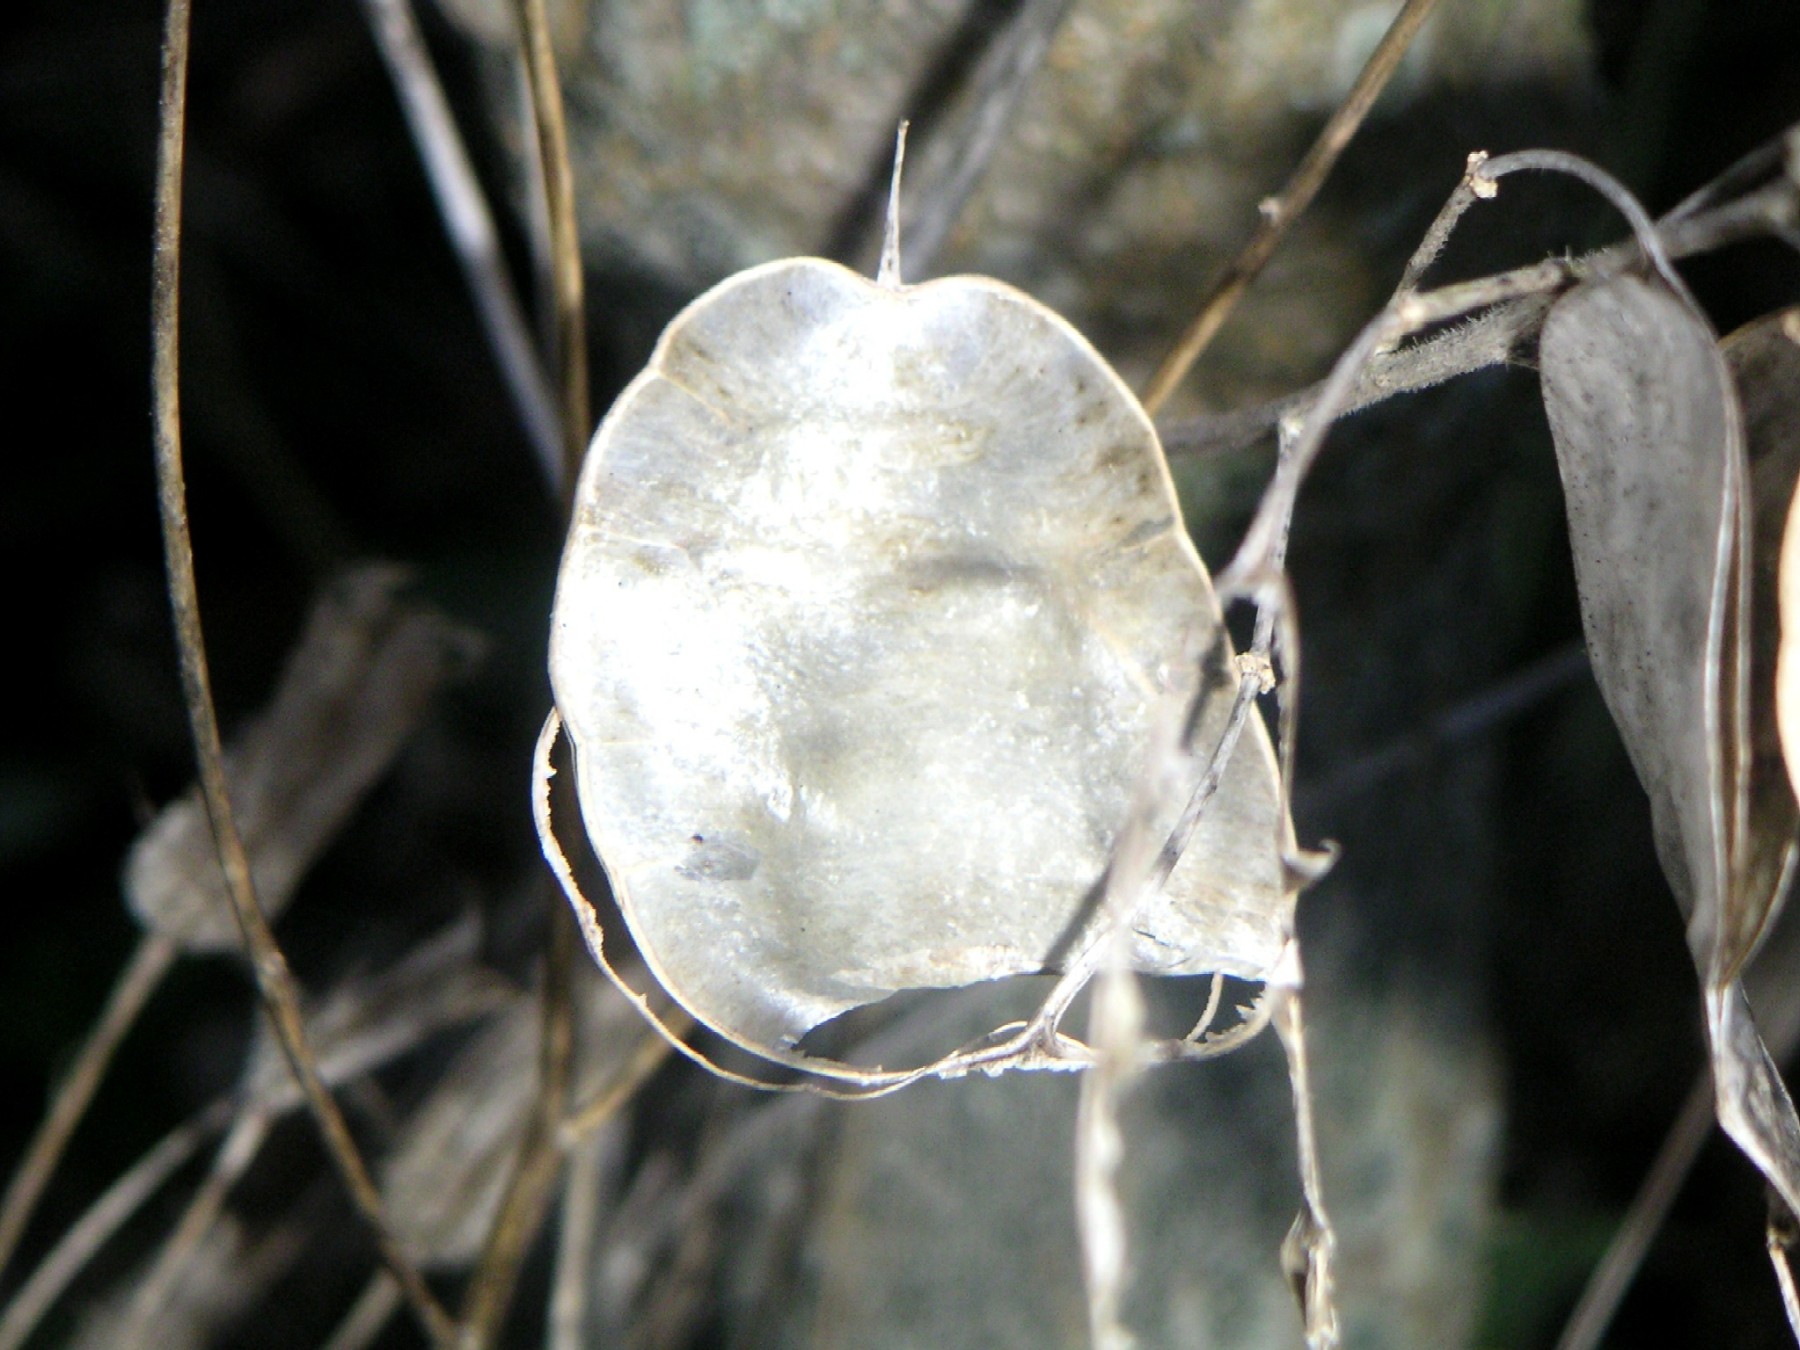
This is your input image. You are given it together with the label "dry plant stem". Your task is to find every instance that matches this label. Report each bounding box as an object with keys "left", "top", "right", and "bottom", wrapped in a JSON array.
[
  {"left": 1011, "top": 659, "right": 1265, "bottom": 1047},
  {"left": 548, "top": 1130, "right": 610, "bottom": 1350},
  {"left": 150, "top": 5, "right": 454, "bottom": 1343},
  {"left": 1392, "top": 150, "right": 1495, "bottom": 296},
  {"left": 1558, "top": 936, "right": 1800, "bottom": 1350},
  {"left": 0, "top": 974, "right": 488, "bottom": 1350},
  {"left": 454, "top": 8, "right": 590, "bottom": 1342},
  {"left": 1075, "top": 935, "right": 1145, "bottom": 1350},
  {"left": 321, "top": 1274, "right": 404, "bottom": 1350},
  {"left": 1662, "top": 121, "right": 1795, "bottom": 226},
  {"left": 1276, "top": 980, "right": 1339, "bottom": 1350},
  {"left": 898, "top": 0, "right": 1076, "bottom": 278},
  {"left": 119, "top": 1106, "right": 272, "bottom": 1342},
  {"left": 1162, "top": 170, "right": 1800, "bottom": 461},
  {"left": 456, "top": 910, "right": 575, "bottom": 1350},
  {"left": 1554, "top": 1074, "right": 1715, "bottom": 1350},
  {"left": 0, "top": 1105, "right": 225, "bottom": 1350},
  {"left": 358, "top": 0, "right": 562, "bottom": 494},
  {"left": 1031, "top": 427, "right": 1302, "bottom": 1047},
  {"left": 0, "top": 933, "right": 176, "bottom": 1280},
  {"left": 1138, "top": 0, "right": 1447, "bottom": 416},
  {"left": 560, "top": 1023, "right": 681, "bottom": 1145},
  {"left": 1219, "top": 255, "right": 1571, "bottom": 596},
  {"left": 512, "top": 0, "right": 588, "bottom": 493},
  {"left": 876, "top": 122, "right": 909, "bottom": 289}
]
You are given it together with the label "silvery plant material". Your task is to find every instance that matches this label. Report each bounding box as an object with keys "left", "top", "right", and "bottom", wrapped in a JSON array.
[{"left": 550, "top": 254, "right": 1286, "bottom": 1053}]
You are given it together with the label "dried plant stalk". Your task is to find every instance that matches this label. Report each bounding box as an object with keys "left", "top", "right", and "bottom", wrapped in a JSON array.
[
  {"left": 1075, "top": 939, "right": 1145, "bottom": 1350},
  {"left": 357, "top": 0, "right": 561, "bottom": 491},
  {"left": 0, "top": 934, "right": 176, "bottom": 1280},
  {"left": 453, "top": 1, "right": 593, "bottom": 1337},
  {"left": 1138, "top": 0, "right": 1448, "bottom": 416},
  {"left": 150, "top": 2, "right": 453, "bottom": 1339}
]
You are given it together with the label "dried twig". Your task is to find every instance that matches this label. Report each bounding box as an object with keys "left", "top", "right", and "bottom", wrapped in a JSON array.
[
  {"left": 1556, "top": 903, "right": 1800, "bottom": 1350},
  {"left": 513, "top": 0, "right": 588, "bottom": 495},
  {"left": 548, "top": 1128, "right": 615, "bottom": 1350},
  {"left": 456, "top": 2, "right": 590, "bottom": 1339},
  {"left": 1276, "top": 974, "right": 1338, "bottom": 1350},
  {"left": 0, "top": 934, "right": 176, "bottom": 1280},
  {"left": 0, "top": 938, "right": 502, "bottom": 1350},
  {"left": 560, "top": 1022, "right": 679, "bottom": 1145},
  {"left": 118, "top": 1107, "right": 272, "bottom": 1342},
  {"left": 125, "top": 565, "right": 481, "bottom": 951},
  {"left": 1161, "top": 156, "right": 1800, "bottom": 461},
  {"left": 1075, "top": 935, "right": 1145, "bottom": 1350},
  {"left": 1553, "top": 1074, "right": 1715, "bottom": 1350},
  {"left": 0, "top": 1104, "right": 224, "bottom": 1350},
  {"left": 456, "top": 915, "right": 573, "bottom": 1349},
  {"left": 1139, "top": 0, "right": 1448, "bottom": 416},
  {"left": 149, "top": 4, "right": 453, "bottom": 1341},
  {"left": 358, "top": 0, "right": 563, "bottom": 494},
  {"left": 320, "top": 1274, "right": 404, "bottom": 1350}
]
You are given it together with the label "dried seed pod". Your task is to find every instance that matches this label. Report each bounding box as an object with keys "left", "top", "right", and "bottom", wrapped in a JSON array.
[{"left": 550, "top": 257, "right": 1286, "bottom": 1054}]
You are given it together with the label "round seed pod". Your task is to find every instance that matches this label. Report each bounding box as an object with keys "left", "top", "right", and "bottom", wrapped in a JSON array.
[{"left": 549, "top": 256, "right": 1286, "bottom": 1056}]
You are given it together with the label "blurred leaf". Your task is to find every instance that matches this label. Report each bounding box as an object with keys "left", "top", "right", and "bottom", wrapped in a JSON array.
[
  {"left": 124, "top": 565, "right": 483, "bottom": 952},
  {"left": 380, "top": 963, "right": 636, "bottom": 1268}
]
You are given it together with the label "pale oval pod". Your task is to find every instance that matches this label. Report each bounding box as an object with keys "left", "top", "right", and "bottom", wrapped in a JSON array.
[{"left": 549, "top": 256, "right": 1286, "bottom": 1057}]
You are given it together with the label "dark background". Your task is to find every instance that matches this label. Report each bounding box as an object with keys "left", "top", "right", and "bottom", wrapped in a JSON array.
[{"left": 4, "top": 1, "right": 1800, "bottom": 1345}]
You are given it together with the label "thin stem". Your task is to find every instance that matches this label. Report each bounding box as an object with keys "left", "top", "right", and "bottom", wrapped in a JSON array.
[
  {"left": 548, "top": 1125, "right": 613, "bottom": 1350},
  {"left": 456, "top": 914, "right": 574, "bottom": 1350},
  {"left": 560, "top": 1024, "right": 679, "bottom": 1145},
  {"left": 1392, "top": 150, "right": 1495, "bottom": 296},
  {"left": 454, "top": 6, "right": 589, "bottom": 1340},
  {"left": 1138, "top": 0, "right": 1447, "bottom": 416},
  {"left": 0, "top": 933, "right": 177, "bottom": 1280},
  {"left": 150, "top": 4, "right": 454, "bottom": 1342},
  {"left": 513, "top": 0, "right": 588, "bottom": 498},
  {"left": 877, "top": 122, "right": 909, "bottom": 290},
  {"left": 1770, "top": 1204, "right": 1800, "bottom": 1346},
  {"left": 1159, "top": 167, "right": 1800, "bottom": 462},
  {"left": 0, "top": 1104, "right": 225, "bottom": 1350},
  {"left": 1218, "top": 257, "right": 1571, "bottom": 597},
  {"left": 1554, "top": 1073, "right": 1715, "bottom": 1350},
  {"left": 358, "top": 0, "right": 563, "bottom": 494},
  {"left": 1074, "top": 934, "right": 1144, "bottom": 1350},
  {"left": 120, "top": 1108, "right": 272, "bottom": 1342},
  {"left": 1027, "top": 659, "right": 1265, "bottom": 1039},
  {"left": 320, "top": 1273, "right": 404, "bottom": 1350},
  {"left": 1276, "top": 979, "right": 1339, "bottom": 1350}
]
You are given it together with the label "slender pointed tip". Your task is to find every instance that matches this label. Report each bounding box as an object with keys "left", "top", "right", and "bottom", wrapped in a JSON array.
[{"left": 877, "top": 120, "right": 909, "bottom": 289}]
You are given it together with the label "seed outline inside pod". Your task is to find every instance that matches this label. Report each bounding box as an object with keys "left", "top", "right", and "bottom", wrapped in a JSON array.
[{"left": 548, "top": 252, "right": 1287, "bottom": 1060}]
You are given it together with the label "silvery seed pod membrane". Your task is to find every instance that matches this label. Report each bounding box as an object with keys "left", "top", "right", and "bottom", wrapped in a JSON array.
[{"left": 550, "top": 255, "right": 1287, "bottom": 1054}]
